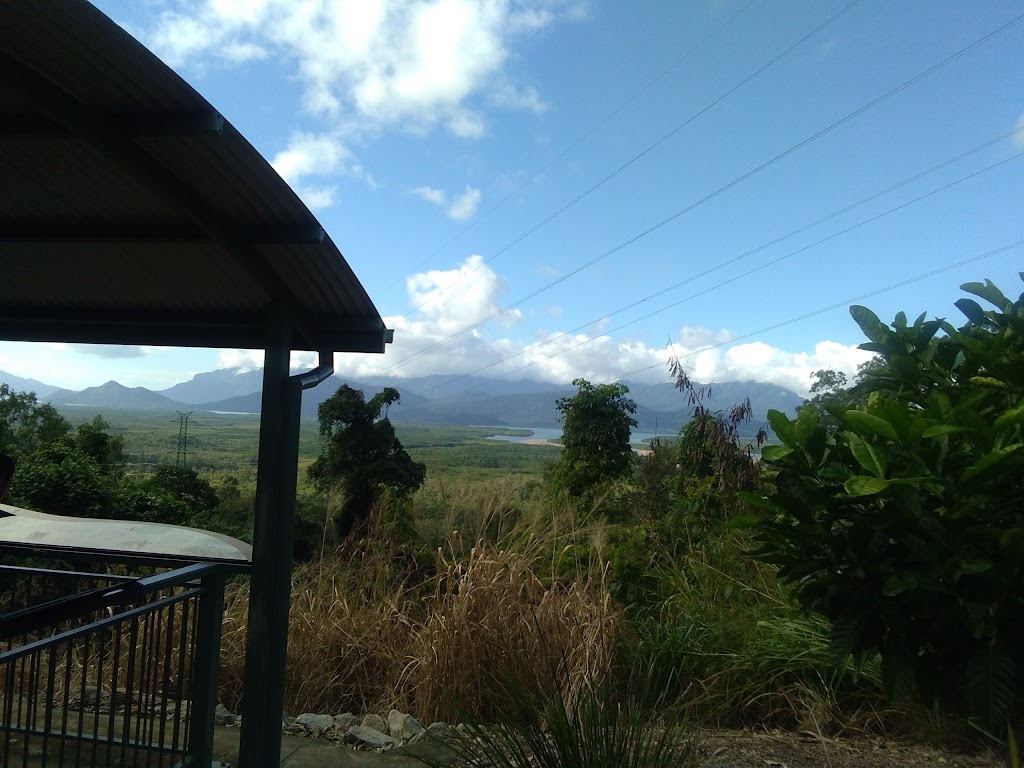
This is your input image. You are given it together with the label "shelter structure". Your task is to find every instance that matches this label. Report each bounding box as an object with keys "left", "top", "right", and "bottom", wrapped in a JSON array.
[{"left": 0, "top": 2, "right": 392, "bottom": 765}]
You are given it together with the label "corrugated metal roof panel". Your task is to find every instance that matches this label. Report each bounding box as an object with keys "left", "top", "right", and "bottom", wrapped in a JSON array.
[{"left": 0, "top": 0, "right": 389, "bottom": 354}]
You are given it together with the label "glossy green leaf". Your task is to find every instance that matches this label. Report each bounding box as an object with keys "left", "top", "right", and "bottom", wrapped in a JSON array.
[
  {"left": 767, "top": 409, "right": 795, "bottom": 447},
  {"left": 736, "top": 492, "right": 779, "bottom": 512},
  {"left": 960, "top": 444, "right": 1024, "bottom": 488},
  {"left": 961, "top": 279, "right": 1011, "bottom": 312},
  {"left": 969, "top": 376, "right": 1009, "bottom": 389},
  {"left": 850, "top": 305, "right": 892, "bottom": 345},
  {"left": 795, "top": 405, "right": 819, "bottom": 446},
  {"left": 847, "top": 433, "right": 886, "bottom": 478},
  {"left": 920, "top": 424, "right": 972, "bottom": 438},
  {"left": 882, "top": 572, "right": 917, "bottom": 596},
  {"left": 843, "top": 410, "right": 898, "bottom": 442},
  {"left": 725, "top": 514, "right": 760, "bottom": 529},
  {"left": 844, "top": 476, "right": 889, "bottom": 496},
  {"left": 760, "top": 444, "right": 794, "bottom": 461},
  {"left": 955, "top": 297, "right": 988, "bottom": 325},
  {"left": 993, "top": 404, "right": 1024, "bottom": 432}
]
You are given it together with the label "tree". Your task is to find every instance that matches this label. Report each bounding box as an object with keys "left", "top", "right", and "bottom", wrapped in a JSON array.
[
  {"left": 740, "top": 277, "right": 1024, "bottom": 736},
  {"left": 308, "top": 385, "right": 426, "bottom": 538},
  {"left": 550, "top": 379, "right": 637, "bottom": 498},
  {"left": 12, "top": 439, "right": 114, "bottom": 518},
  {"left": 800, "top": 360, "right": 884, "bottom": 430},
  {"left": 75, "top": 416, "right": 126, "bottom": 477},
  {"left": 0, "top": 385, "right": 70, "bottom": 458}
]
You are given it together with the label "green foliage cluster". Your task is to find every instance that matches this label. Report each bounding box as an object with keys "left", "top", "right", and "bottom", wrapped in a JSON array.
[
  {"left": 549, "top": 379, "right": 638, "bottom": 500},
  {"left": 309, "top": 385, "right": 426, "bottom": 539},
  {"left": 742, "top": 277, "right": 1024, "bottom": 734}
]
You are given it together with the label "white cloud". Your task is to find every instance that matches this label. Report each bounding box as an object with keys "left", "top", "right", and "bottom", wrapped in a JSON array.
[
  {"left": 217, "top": 349, "right": 264, "bottom": 372},
  {"left": 447, "top": 186, "right": 482, "bottom": 220},
  {"left": 412, "top": 184, "right": 482, "bottom": 220},
  {"left": 404, "top": 255, "right": 522, "bottom": 334},
  {"left": 490, "top": 81, "right": 548, "bottom": 113},
  {"left": 1014, "top": 113, "right": 1024, "bottom": 148},
  {"left": 146, "top": 0, "right": 563, "bottom": 136},
  {"left": 669, "top": 336, "right": 874, "bottom": 397},
  {"left": 293, "top": 185, "right": 337, "bottom": 210},
  {"left": 447, "top": 110, "right": 487, "bottom": 138},
  {"left": 272, "top": 132, "right": 348, "bottom": 181},
  {"left": 270, "top": 132, "right": 363, "bottom": 209},
  {"left": 412, "top": 186, "right": 447, "bottom": 205},
  {"left": 66, "top": 344, "right": 151, "bottom": 359}
]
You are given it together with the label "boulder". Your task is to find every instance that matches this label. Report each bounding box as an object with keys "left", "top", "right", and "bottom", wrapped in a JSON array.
[
  {"left": 426, "top": 721, "right": 457, "bottom": 743},
  {"left": 214, "top": 703, "right": 237, "bottom": 726},
  {"left": 295, "top": 713, "right": 336, "bottom": 733},
  {"left": 388, "top": 710, "right": 425, "bottom": 740},
  {"left": 344, "top": 725, "right": 399, "bottom": 750},
  {"left": 362, "top": 713, "right": 388, "bottom": 733},
  {"left": 334, "top": 712, "right": 361, "bottom": 730}
]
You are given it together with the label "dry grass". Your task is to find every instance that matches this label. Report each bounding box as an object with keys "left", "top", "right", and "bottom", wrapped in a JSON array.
[
  {"left": 218, "top": 535, "right": 621, "bottom": 723},
  {"left": 414, "top": 543, "right": 622, "bottom": 723}
]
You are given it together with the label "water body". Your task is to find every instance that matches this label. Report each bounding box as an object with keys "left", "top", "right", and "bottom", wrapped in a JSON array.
[{"left": 482, "top": 426, "right": 666, "bottom": 445}]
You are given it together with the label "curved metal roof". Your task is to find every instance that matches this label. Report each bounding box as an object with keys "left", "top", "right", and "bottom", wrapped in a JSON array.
[{"left": 0, "top": 1, "right": 392, "bottom": 353}]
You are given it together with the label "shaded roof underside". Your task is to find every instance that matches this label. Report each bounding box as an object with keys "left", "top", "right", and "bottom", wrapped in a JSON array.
[{"left": 0, "top": 1, "right": 390, "bottom": 353}]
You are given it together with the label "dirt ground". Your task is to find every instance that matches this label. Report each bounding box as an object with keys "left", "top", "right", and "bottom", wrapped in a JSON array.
[{"left": 693, "top": 728, "right": 1005, "bottom": 768}]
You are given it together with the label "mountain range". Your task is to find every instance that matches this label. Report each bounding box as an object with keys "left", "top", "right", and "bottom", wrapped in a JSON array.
[{"left": 0, "top": 367, "right": 805, "bottom": 436}]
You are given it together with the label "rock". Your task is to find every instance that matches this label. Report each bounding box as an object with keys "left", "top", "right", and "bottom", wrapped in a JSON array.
[
  {"left": 295, "top": 713, "right": 336, "bottom": 733},
  {"left": 334, "top": 712, "right": 361, "bottom": 729},
  {"left": 388, "top": 710, "right": 425, "bottom": 740},
  {"left": 362, "top": 713, "right": 388, "bottom": 733},
  {"left": 345, "top": 725, "right": 399, "bottom": 750},
  {"left": 214, "top": 703, "right": 237, "bottom": 726},
  {"left": 426, "top": 722, "right": 457, "bottom": 743}
]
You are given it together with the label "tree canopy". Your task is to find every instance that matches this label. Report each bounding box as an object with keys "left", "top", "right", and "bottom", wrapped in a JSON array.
[
  {"left": 308, "top": 385, "right": 426, "bottom": 538},
  {"left": 550, "top": 378, "right": 637, "bottom": 498}
]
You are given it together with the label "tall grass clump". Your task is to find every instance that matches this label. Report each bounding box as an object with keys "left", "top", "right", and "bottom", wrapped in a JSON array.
[
  {"left": 218, "top": 553, "right": 419, "bottom": 716},
  {"left": 430, "top": 670, "right": 698, "bottom": 768},
  {"left": 631, "top": 533, "right": 899, "bottom": 734},
  {"left": 412, "top": 542, "right": 623, "bottom": 723}
]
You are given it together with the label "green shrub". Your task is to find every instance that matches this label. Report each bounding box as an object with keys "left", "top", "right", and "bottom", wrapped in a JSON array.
[{"left": 742, "top": 278, "right": 1024, "bottom": 735}]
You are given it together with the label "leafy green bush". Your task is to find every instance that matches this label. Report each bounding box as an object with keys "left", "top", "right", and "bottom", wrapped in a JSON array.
[{"left": 741, "top": 278, "right": 1024, "bottom": 734}]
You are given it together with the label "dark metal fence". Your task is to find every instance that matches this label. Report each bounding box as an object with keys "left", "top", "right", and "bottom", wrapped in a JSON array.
[{"left": 0, "top": 562, "right": 226, "bottom": 767}]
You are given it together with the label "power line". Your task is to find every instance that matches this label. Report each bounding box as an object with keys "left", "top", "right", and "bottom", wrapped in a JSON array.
[
  {"left": 382, "top": 0, "right": 764, "bottom": 293},
  {"left": 411, "top": 135, "right": 1024, "bottom": 397},
  {"left": 607, "top": 238, "right": 1024, "bottom": 390},
  {"left": 399, "top": 0, "right": 866, "bottom": 319},
  {"left": 366, "top": 10, "right": 1024, "bottom": 382},
  {"left": 409, "top": 137, "right": 1024, "bottom": 399}
]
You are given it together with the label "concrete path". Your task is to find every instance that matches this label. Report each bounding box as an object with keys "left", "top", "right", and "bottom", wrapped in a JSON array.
[{"left": 212, "top": 726, "right": 457, "bottom": 768}]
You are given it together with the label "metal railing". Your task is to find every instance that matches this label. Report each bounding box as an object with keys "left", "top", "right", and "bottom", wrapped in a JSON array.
[{"left": 0, "top": 562, "right": 226, "bottom": 767}]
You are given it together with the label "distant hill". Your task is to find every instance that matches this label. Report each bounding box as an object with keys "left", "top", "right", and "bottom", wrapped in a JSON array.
[
  {"left": 625, "top": 380, "right": 803, "bottom": 423},
  {"left": 199, "top": 376, "right": 431, "bottom": 418},
  {"left": 0, "top": 369, "right": 59, "bottom": 399},
  {"left": 158, "top": 368, "right": 265, "bottom": 404},
  {"left": 46, "top": 381, "right": 185, "bottom": 410},
  {"left": 11, "top": 365, "right": 804, "bottom": 436}
]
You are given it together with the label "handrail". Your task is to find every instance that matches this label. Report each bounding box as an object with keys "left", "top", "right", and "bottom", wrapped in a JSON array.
[{"left": 0, "top": 561, "right": 226, "bottom": 640}]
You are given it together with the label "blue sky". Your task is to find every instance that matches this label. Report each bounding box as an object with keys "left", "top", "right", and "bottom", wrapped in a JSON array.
[{"left": 1, "top": 0, "right": 1022, "bottom": 397}]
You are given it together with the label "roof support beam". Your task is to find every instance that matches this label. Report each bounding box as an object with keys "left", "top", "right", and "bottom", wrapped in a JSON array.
[
  {"left": 0, "top": 111, "right": 225, "bottom": 138},
  {"left": 0, "top": 219, "right": 325, "bottom": 245}
]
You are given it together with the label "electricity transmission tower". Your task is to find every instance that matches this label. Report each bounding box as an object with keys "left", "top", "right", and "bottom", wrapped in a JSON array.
[{"left": 175, "top": 410, "right": 194, "bottom": 468}]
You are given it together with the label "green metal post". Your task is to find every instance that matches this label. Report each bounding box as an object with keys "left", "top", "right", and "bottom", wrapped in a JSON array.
[
  {"left": 187, "top": 570, "right": 225, "bottom": 768},
  {"left": 238, "top": 311, "right": 303, "bottom": 767}
]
